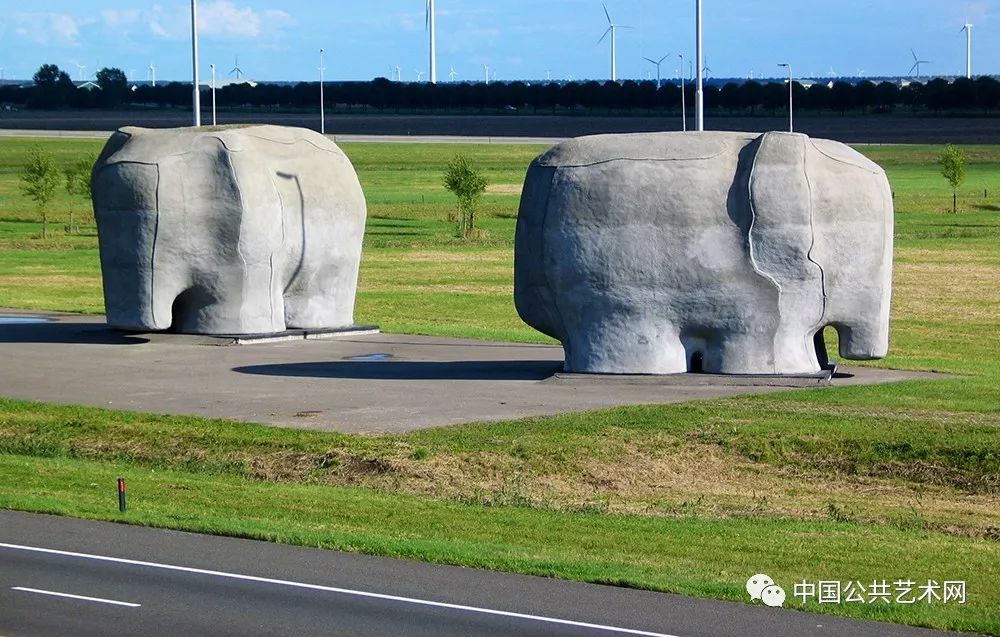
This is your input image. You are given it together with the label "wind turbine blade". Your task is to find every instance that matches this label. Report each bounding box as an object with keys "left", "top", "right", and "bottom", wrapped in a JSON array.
[
  {"left": 659, "top": 54, "right": 670, "bottom": 64},
  {"left": 643, "top": 57, "right": 657, "bottom": 64},
  {"left": 603, "top": 3, "right": 612, "bottom": 25},
  {"left": 911, "top": 48, "right": 918, "bottom": 61},
  {"left": 426, "top": 0, "right": 430, "bottom": 30},
  {"left": 597, "top": 27, "right": 611, "bottom": 44}
]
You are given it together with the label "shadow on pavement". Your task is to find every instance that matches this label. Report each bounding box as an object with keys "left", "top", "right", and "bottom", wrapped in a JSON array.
[
  {"left": 0, "top": 321, "right": 149, "bottom": 345},
  {"left": 234, "top": 360, "right": 563, "bottom": 381}
]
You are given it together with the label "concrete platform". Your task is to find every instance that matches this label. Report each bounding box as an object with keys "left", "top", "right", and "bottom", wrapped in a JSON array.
[{"left": 0, "top": 310, "right": 944, "bottom": 434}]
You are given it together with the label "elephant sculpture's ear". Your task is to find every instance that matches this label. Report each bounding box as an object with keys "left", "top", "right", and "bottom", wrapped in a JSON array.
[
  {"left": 92, "top": 129, "right": 133, "bottom": 183},
  {"left": 747, "top": 132, "right": 826, "bottom": 355}
]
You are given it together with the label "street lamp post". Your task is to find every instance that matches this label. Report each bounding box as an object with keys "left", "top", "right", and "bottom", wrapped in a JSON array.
[
  {"left": 678, "top": 53, "right": 686, "bottom": 132},
  {"left": 190, "top": 0, "right": 201, "bottom": 127},
  {"left": 778, "top": 63, "right": 793, "bottom": 132},
  {"left": 319, "top": 49, "right": 326, "bottom": 135},
  {"left": 210, "top": 63, "right": 217, "bottom": 126},
  {"left": 695, "top": 0, "right": 704, "bottom": 131}
]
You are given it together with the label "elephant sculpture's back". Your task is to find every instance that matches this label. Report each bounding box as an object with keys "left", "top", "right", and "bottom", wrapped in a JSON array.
[
  {"left": 514, "top": 131, "right": 893, "bottom": 375},
  {"left": 92, "top": 125, "right": 367, "bottom": 335}
]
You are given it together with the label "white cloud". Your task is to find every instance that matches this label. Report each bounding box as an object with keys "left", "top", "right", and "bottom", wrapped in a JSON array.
[
  {"left": 101, "top": 9, "right": 141, "bottom": 29},
  {"left": 142, "top": 2, "right": 293, "bottom": 40},
  {"left": 10, "top": 12, "right": 95, "bottom": 46},
  {"left": 201, "top": 1, "right": 259, "bottom": 37}
]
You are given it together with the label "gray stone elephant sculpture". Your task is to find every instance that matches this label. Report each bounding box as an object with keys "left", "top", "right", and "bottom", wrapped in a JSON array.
[
  {"left": 514, "top": 131, "right": 893, "bottom": 375},
  {"left": 92, "top": 125, "right": 367, "bottom": 335}
]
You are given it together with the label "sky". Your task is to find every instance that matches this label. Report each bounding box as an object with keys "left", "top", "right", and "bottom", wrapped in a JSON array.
[{"left": 0, "top": 1, "right": 997, "bottom": 83}]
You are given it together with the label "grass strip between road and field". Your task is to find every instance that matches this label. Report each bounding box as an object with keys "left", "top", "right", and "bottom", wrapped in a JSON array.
[{"left": 2, "top": 453, "right": 997, "bottom": 634}]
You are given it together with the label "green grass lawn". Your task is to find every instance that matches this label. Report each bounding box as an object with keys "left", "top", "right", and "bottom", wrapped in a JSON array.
[{"left": 0, "top": 137, "right": 998, "bottom": 634}]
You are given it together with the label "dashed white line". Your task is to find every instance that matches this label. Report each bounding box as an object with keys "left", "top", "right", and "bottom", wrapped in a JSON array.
[
  {"left": 11, "top": 586, "right": 141, "bottom": 608},
  {"left": 0, "top": 542, "right": 678, "bottom": 636}
]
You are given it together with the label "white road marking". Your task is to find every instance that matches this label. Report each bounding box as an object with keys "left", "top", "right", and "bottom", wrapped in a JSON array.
[
  {"left": 11, "top": 586, "right": 141, "bottom": 608},
  {"left": 0, "top": 542, "right": 678, "bottom": 636}
]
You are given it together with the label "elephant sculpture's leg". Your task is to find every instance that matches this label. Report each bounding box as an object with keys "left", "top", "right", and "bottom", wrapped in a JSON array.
[
  {"left": 564, "top": 310, "right": 687, "bottom": 374},
  {"left": 167, "top": 262, "right": 283, "bottom": 335},
  {"left": 831, "top": 319, "right": 889, "bottom": 360},
  {"left": 696, "top": 331, "right": 777, "bottom": 375},
  {"left": 702, "top": 328, "right": 823, "bottom": 375},
  {"left": 282, "top": 278, "right": 355, "bottom": 330}
]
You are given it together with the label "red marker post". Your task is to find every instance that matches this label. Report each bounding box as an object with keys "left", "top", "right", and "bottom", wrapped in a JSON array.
[{"left": 117, "top": 477, "right": 127, "bottom": 512}]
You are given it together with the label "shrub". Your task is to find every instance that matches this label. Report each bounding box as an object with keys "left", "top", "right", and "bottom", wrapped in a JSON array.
[{"left": 442, "top": 154, "right": 488, "bottom": 239}]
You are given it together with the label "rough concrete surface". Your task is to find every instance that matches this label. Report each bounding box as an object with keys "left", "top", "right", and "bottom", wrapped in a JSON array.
[
  {"left": 92, "top": 125, "right": 367, "bottom": 335},
  {"left": 0, "top": 311, "right": 940, "bottom": 434},
  {"left": 515, "top": 131, "right": 893, "bottom": 375}
]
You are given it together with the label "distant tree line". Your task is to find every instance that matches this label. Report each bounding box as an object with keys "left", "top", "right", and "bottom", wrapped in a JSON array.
[{"left": 4, "top": 64, "right": 1000, "bottom": 115}]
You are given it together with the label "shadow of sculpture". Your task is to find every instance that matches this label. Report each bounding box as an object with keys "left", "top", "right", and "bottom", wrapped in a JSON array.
[
  {"left": 233, "top": 359, "right": 563, "bottom": 381},
  {"left": 0, "top": 321, "right": 149, "bottom": 345}
]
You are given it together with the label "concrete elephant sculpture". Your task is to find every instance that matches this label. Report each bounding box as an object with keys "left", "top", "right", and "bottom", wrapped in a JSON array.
[
  {"left": 514, "top": 131, "right": 893, "bottom": 375},
  {"left": 92, "top": 125, "right": 367, "bottom": 335}
]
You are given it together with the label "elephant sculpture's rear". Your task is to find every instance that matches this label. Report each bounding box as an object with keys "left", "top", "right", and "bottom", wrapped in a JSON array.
[
  {"left": 514, "top": 131, "right": 893, "bottom": 375},
  {"left": 92, "top": 125, "right": 367, "bottom": 335}
]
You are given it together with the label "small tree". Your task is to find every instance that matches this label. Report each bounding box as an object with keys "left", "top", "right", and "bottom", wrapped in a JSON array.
[
  {"left": 442, "top": 154, "right": 488, "bottom": 238},
  {"left": 19, "top": 146, "right": 60, "bottom": 238},
  {"left": 64, "top": 154, "right": 97, "bottom": 233},
  {"left": 939, "top": 144, "right": 967, "bottom": 213}
]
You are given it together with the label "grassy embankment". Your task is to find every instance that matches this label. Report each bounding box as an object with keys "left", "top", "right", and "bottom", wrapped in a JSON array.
[{"left": 0, "top": 138, "right": 998, "bottom": 633}]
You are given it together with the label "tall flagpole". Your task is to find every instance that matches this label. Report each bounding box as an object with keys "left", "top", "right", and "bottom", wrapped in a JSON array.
[
  {"left": 319, "top": 49, "right": 326, "bottom": 134},
  {"left": 210, "top": 63, "right": 216, "bottom": 126},
  {"left": 695, "top": 0, "right": 704, "bottom": 131},
  {"left": 191, "top": 0, "right": 201, "bottom": 127},
  {"left": 428, "top": 0, "right": 437, "bottom": 84}
]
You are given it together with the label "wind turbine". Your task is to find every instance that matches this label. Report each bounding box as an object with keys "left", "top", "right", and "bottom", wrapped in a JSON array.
[
  {"left": 908, "top": 48, "right": 930, "bottom": 78},
  {"left": 448, "top": 66, "right": 458, "bottom": 82},
  {"left": 416, "top": 69, "right": 425, "bottom": 82},
  {"left": 702, "top": 58, "right": 712, "bottom": 79},
  {"left": 643, "top": 54, "right": 669, "bottom": 89},
  {"left": 229, "top": 55, "right": 244, "bottom": 80},
  {"left": 484, "top": 63, "right": 490, "bottom": 85},
  {"left": 426, "top": 0, "right": 437, "bottom": 84},
  {"left": 1, "top": 67, "right": 6, "bottom": 81},
  {"left": 598, "top": 4, "right": 631, "bottom": 82},
  {"left": 856, "top": 68, "right": 866, "bottom": 78},
  {"left": 961, "top": 22, "right": 973, "bottom": 79},
  {"left": 148, "top": 64, "right": 157, "bottom": 86},
  {"left": 75, "top": 63, "right": 87, "bottom": 81}
]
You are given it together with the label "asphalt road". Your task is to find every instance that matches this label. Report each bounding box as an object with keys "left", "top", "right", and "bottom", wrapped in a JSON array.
[
  {"left": 0, "top": 511, "right": 961, "bottom": 637},
  {"left": 2, "top": 110, "right": 999, "bottom": 144}
]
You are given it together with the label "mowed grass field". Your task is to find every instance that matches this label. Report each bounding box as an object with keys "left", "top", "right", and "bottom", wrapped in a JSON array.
[{"left": 0, "top": 136, "right": 998, "bottom": 633}]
